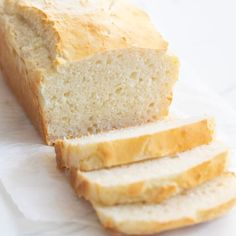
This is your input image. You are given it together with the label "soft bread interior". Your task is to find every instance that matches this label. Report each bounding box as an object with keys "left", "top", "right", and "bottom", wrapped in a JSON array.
[{"left": 44, "top": 49, "right": 178, "bottom": 141}]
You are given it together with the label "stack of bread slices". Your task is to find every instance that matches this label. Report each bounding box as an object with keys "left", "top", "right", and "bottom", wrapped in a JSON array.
[{"left": 55, "top": 116, "right": 236, "bottom": 235}]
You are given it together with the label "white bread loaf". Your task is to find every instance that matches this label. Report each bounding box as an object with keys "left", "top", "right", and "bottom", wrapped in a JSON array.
[
  {"left": 94, "top": 172, "right": 236, "bottom": 235},
  {"left": 55, "top": 116, "right": 214, "bottom": 171},
  {"left": 0, "top": 0, "right": 179, "bottom": 144},
  {"left": 71, "top": 141, "right": 228, "bottom": 205}
]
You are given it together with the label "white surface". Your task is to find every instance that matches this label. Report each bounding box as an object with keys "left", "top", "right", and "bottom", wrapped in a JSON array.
[
  {"left": 145, "top": 0, "right": 236, "bottom": 102},
  {"left": 1, "top": 0, "right": 236, "bottom": 235}
]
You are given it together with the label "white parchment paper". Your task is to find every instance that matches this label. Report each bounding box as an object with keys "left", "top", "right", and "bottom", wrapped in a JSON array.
[{"left": 0, "top": 61, "right": 236, "bottom": 234}]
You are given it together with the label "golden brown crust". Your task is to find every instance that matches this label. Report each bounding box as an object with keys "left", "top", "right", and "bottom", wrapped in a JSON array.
[
  {"left": 72, "top": 151, "right": 228, "bottom": 205},
  {"left": 55, "top": 118, "right": 215, "bottom": 171},
  {"left": 55, "top": 141, "right": 67, "bottom": 170},
  {"left": 5, "top": 0, "right": 168, "bottom": 64},
  {"left": 94, "top": 186, "right": 236, "bottom": 235}
]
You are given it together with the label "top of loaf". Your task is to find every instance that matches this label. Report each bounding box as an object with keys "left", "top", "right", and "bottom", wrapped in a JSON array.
[{"left": 4, "top": 0, "right": 168, "bottom": 65}]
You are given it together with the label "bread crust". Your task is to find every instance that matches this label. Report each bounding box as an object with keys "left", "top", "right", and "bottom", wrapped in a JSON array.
[
  {"left": 4, "top": 0, "right": 168, "bottom": 64},
  {"left": 94, "top": 173, "right": 236, "bottom": 235},
  {"left": 71, "top": 150, "right": 228, "bottom": 205},
  {"left": 56, "top": 118, "right": 215, "bottom": 171},
  {"left": 0, "top": 15, "right": 49, "bottom": 143}
]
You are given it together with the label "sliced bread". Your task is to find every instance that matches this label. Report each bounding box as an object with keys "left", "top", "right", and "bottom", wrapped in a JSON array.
[
  {"left": 94, "top": 172, "right": 236, "bottom": 235},
  {"left": 55, "top": 116, "right": 214, "bottom": 171},
  {"left": 71, "top": 141, "right": 228, "bottom": 205}
]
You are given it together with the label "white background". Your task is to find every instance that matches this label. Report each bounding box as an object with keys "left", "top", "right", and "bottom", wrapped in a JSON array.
[
  {"left": 146, "top": 0, "right": 236, "bottom": 107},
  {"left": 0, "top": 0, "right": 236, "bottom": 235}
]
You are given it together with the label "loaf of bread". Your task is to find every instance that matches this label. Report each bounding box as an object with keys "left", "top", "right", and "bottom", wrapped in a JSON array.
[
  {"left": 94, "top": 172, "right": 236, "bottom": 235},
  {"left": 55, "top": 116, "right": 214, "bottom": 171},
  {"left": 71, "top": 141, "right": 228, "bottom": 205},
  {"left": 0, "top": 0, "right": 179, "bottom": 144}
]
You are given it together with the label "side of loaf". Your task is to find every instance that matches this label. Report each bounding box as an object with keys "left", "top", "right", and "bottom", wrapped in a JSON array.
[
  {"left": 55, "top": 116, "right": 214, "bottom": 171},
  {"left": 0, "top": 0, "right": 179, "bottom": 144},
  {"left": 71, "top": 142, "right": 228, "bottom": 205},
  {"left": 94, "top": 173, "right": 236, "bottom": 235}
]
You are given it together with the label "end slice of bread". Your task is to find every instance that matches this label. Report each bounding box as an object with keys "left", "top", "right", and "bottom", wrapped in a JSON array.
[
  {"left": 93, "top": 172, "right": 236, "bottom": 235},
  {"left": 55, "top": 116, "right": 214, "bottom": 171},
  {"left": 71, "top": 141, "right": 228, "bottom": 205}
]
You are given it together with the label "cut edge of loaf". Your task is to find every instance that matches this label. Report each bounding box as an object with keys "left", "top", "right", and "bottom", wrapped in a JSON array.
[
  {"left": 42, "top": 49, "right": 179, "bottom": 144},
  {"left": 55, "top": 116, "right": 215, "bottom": 171},
  {"left": 71, "top": 142, "right": 228, "bottom": 205},
  {"left": 93, "top": 172, "right": 236, "bottom": 235}
]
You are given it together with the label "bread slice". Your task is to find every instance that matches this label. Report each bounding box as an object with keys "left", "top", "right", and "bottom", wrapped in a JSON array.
[
  {"left": 71, "top": 141, "right": 228, "bottom": 205},
  {"left": 94, "top": 172, "right": 236, "bottom": 235},
  {"left": 55, "top": 116, "right": 214, "bottom": 171},
  {"left": 0, "top": 0, "right": 179, "bottom": 144}
]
